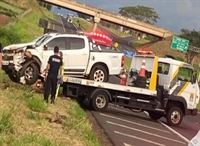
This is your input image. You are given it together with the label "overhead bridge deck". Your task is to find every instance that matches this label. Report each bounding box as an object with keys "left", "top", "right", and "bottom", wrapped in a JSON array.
[{"left": 40, "top": 0, "right": 175, "bottom": 39}]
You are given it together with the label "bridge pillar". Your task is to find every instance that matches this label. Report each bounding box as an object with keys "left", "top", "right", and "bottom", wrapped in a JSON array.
[{"left": 92, "top": 16, "right": 101, "bottom": 31}]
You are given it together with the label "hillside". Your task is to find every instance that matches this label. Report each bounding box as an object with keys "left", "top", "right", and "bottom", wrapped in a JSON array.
[{"left": 137, "top": 39, "right": 200, "bottom": 65}]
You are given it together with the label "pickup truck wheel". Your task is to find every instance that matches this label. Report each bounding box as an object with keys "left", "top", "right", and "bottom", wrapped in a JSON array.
[
  {"left": 91, "top": 90, "right": 109, "bottom": 112},
  {"left": 21, "top": 63, "right": 39, "bottom": 85},
  {"left": 148, "top": 112, "right": 163, "bottom": 120},
  {"left": 89, "top": 65, "right": 108, "bottom": 82},
  {"left": 166, "top": 106, "right": 183, "bottom": 126}
]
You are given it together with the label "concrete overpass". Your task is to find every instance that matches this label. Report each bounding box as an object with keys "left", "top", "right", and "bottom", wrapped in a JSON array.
[{"left": 40, "top": 0, "right": 175, "bottom": 39}]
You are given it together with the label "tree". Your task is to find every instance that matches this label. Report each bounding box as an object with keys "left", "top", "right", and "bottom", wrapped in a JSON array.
[
  {"left": 179, "top": 29, "right": 200, "bottom": 64},
  {"left": 119, "top": 5, "right": 160, "bottom": 25}
]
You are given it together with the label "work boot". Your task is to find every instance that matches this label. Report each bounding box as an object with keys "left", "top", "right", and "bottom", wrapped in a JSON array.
[{"left": 51, "top": 100, "right": 55, "bottom": 104}]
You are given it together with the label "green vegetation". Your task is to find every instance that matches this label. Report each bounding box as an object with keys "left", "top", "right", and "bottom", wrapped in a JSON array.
[
  {"left": 132, "top": 39, "right": 150, "bottom": 49},
  {"left": 0, "top": 1, "right": 25, "bottom": 14},
  {"left": 73, "top": 17, "right": 93, "bottom": 31},
  {"left": 100, "top": 25, "right": 130, "bottom": 37},
  {"left": 0, "top": 71, "right": 100, "bottom": 146},
  {"left": 197, "top": 102, "right": 200, "bottom": 110},
  {"left": 125, "top": 57, "right": 131, "bottom": 71}
]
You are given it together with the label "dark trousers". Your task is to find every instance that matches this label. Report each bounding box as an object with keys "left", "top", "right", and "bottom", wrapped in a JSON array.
[{"left": 44, "top": 74, "right": 58, "bottom": 103}]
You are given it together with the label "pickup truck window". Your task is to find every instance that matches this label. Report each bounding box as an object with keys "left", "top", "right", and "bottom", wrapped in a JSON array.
[
  {"left": 68, "top": 38, "right": 85, "bottom": 50},
  {"left": 46, "top": 37, "right": 66, "bottom": 50}
]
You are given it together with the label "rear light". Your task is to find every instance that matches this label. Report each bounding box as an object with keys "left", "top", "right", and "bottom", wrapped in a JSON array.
[{"left": 121, "top": 55, "right": 124, "bottom": 67}]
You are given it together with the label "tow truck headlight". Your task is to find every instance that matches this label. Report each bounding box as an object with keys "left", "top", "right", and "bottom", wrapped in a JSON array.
[{"left": 24, "top": 51, "right": 32, "bottom": 58}]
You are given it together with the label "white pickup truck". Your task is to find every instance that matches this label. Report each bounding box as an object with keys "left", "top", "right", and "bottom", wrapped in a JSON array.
[{"left": 2, "top": 33, "right": 124, "bottom": 85}]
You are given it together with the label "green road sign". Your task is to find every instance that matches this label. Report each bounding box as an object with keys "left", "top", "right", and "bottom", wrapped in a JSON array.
[{"left": 171, "top": 36, "right": 189, "bottom": 53}]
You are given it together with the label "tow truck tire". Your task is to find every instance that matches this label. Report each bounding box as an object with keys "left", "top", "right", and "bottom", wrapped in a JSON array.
[
  {"left": 8, "top": 74, "right": 19, "bottom": 83},
  {"left": 91, "top": 90, "right": 109, "bottom": 112},
  {"left": 89, "top": 65, "right": 108, "bottom": 82},
  {"left": 148, "top": 112, "right": 163, "bottom": 120},
  {"left": 21, "top": 63, "right": 39, "bottom": 85},
  {"left": 166, "top": 106, "right": 183, "bottom": 126}
]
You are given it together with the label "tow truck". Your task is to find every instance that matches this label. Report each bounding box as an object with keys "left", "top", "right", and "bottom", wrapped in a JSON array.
[{"left": 55, "top": 54, "right": 199, "bottom": 126}]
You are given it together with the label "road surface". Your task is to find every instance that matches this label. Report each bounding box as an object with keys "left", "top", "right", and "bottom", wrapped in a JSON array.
[
  {"left": 52, "top": 15, "right": 200, "bottom": 146},
  {"left": 93, "top": 105, "right": 187, "bottom": 146}
]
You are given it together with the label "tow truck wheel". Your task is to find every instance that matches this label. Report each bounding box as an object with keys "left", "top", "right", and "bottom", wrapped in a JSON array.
[
  {"left": 89, "top": 65, "right": 108, "bottom": 82},
  {"left": 8, "top": 74, "right": 19, "bottom": 83},
  {"left": 148, "top": 112, "right": 163, "bottom": 120},
  {"left": 166, "top": 106, "right": 183, "bottom": 126},
  {"left": 91, "top": 90, "right": 109, "bottom": 112},
  {"left": 21, "top": 63, "right": 39, "bottom": 85}
]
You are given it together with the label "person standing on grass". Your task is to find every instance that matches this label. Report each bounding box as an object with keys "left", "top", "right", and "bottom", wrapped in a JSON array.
[
  {"left": 55, "top": 51, "right": 65, "bottom": 99},
  {"left": 43, "top": 46, "right": 63, "bottom": 104}
]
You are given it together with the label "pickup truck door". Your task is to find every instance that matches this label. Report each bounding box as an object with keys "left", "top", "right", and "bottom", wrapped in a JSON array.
[
  {"left": 65, "top": 37, "right": 89, "bottom": 75},
  {"left": 41, "top": 37, "right": 68, "bottom": 73}
]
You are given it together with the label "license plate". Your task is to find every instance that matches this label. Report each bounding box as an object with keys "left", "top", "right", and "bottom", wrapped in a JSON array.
[{"left": 2, "top": 61, "right": 9, "bottom": 65}]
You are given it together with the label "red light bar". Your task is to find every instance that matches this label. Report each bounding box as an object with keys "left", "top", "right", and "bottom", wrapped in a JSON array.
[{"left": 79, "top": 31, "right": 113, "bottom": 47}]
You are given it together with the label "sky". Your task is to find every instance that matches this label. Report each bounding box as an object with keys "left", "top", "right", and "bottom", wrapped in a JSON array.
[{"left": 53, "top": 0, "right": 200, "bottom": 33}]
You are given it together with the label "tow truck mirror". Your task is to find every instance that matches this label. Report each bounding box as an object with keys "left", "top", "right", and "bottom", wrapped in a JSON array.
[
  {"left": 44, "top": 45, "right": 48, "bottom": 50},
  {"left": 192, "top": 72, "right": 197, "bottom": 84}
]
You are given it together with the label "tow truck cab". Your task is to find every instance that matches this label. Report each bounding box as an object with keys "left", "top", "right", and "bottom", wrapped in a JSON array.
[
  {"left": 64, "top": 54, "right": 199, "bottom": 126},
  {"left": 129, "top": 55, "right": 199, "bottom": 115}
]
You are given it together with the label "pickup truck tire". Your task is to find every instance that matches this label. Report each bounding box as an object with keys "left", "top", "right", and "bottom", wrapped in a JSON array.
[
  {"left": 148, "top": 112, "right": 163, "bottom": 120},
  {"left": 89, "top": 65, "right": 108, "bottom": 82},
  {"left": 91, "top": 90, "right": 109, "bottom": 112},
  {"left": 21, "top": 63, "right": 39, "bottom": 85},
  {"left": 166, "top": 106, "right": 183, "bottom": 126}
]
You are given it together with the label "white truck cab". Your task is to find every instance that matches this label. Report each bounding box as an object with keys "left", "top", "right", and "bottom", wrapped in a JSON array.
[{"left": 2, "top": 33, "right": 124, "bottom": 85}]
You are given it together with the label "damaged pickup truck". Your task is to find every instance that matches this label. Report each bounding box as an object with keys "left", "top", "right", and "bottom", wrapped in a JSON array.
[{"left": 2, "top": 33, "right": 124, "bottom": 85}]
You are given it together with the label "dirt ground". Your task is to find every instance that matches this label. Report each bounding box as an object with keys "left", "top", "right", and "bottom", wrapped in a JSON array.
[{"left": 0, "top": 14, "right": 10, "bottom": 26}]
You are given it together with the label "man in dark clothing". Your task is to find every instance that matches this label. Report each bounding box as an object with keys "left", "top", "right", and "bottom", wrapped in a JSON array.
[{"left": 43, "top": 46, "right": 63, "bottom": 104}]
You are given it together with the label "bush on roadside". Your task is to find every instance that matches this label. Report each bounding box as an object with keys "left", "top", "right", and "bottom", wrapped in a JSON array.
[{"left": 0, "top": 26, "right": 21, "bottom": 47}]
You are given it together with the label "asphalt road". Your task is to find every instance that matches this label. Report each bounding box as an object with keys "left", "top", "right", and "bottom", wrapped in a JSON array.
[
  {"left": 53, "top": 15, "right": 77, "bottom": 34},
  {"left": 93, "top": 105, "right": 188, "bottom": 146},
  {"left": 52, "top": 16, "right": 200, "bottom": 145}
]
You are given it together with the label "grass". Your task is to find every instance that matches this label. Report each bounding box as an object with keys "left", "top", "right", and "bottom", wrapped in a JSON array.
[
  {"left": 0, "top": 70, "right": 100, "bottom": 146},
  {"left": 73, "top": 17, "right": 93, "bottom": 31},
  {"left": 100, "top": 25, "right": 130, "bottom": 37},
  {"left": 125, "top": 57, "right": 132, "bottom": 71},
  {"left": 197, "top": 102, "right": 200, "bottom": 110},
  {"left": 132, "top": 39, "right": 150, "bottom": 48},
  {"left": 0, "top": 1, "right": 24, "bottom": 14},
  {"left": 9, "top": 7, "right": 55, "bottom": 42}
]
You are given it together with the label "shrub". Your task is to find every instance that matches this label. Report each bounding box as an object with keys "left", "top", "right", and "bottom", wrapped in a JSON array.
[{"left": 0, "top": 26, "right": 21, "bottom": 47}]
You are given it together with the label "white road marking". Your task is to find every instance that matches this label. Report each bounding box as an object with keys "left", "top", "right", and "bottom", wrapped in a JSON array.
[
  {"left": 108, "top": 106, "right": 159, "bottom": 125},
  {"left": 158, "top": 121, "right": 189, "bottom": 143},
  {"left": 124, "top": 142, "right": 133, "bottom": 146},
  {"left": 198, "top": 111, "right": 200, "bottom": 114},
  {"left": 144, "top": 111, "right": 189, "bottom": 143},
  {"left": 100, "top": 113, "right": 170, "bottom": 133},
  {"left": 59, "top": 16, "right": 66, "bottom": 32},
  {"left": 107, "top": 121, "right": 186, "bottom": 144},
  {"left": 115, "top": 131, "right": 166, "bottom": 146}
]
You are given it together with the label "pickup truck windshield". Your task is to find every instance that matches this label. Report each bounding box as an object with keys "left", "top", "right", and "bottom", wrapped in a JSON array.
[
  {"left": 32, "top": 35, "right": 46, "bottom": 43},
  {"left": 35, "top": 35, "right": 52, "bottom": 47}
]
